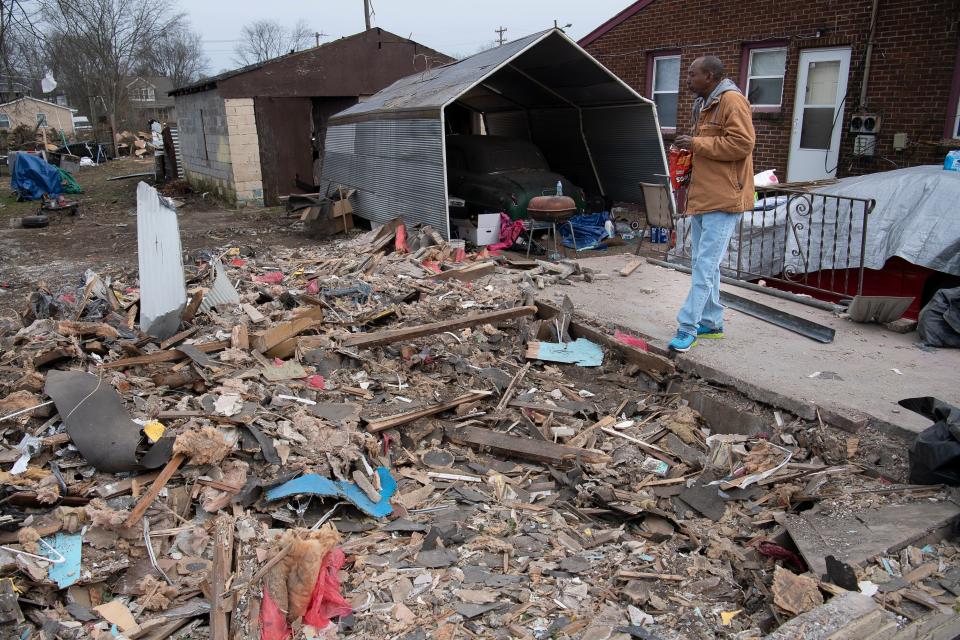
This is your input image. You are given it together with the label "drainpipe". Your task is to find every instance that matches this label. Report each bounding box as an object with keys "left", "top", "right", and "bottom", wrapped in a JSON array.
[{"left": 859, "top": 0, "right": 881, "bottom": 110}]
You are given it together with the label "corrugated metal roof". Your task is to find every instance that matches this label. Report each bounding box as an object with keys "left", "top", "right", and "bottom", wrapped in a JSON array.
[
  {"left": 136, "top": 181, "right": 187, "bottom": 339},
  {"left": 331, "top": 29, "right": 649, "bottom": 122}
]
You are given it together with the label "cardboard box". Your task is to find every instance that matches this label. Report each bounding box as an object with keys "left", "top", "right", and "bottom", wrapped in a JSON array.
[{"left": 453, "top": 213, "right": 501, "bottom": 246}]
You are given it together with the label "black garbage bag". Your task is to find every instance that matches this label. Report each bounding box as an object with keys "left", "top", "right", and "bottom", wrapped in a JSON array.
[
  {"left": 918, "top": 286, "right": 960, "bottom": 348},
  {"left": 900, "top": 396, "right": 960, "bottom": 485}
]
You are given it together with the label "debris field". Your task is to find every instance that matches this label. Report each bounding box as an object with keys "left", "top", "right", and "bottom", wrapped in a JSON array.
[{"left": 1, "top": 188, "right": 959, "bottom": 640}]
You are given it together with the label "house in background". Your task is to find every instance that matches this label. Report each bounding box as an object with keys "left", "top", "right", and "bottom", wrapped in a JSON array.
[
  {"left": 580, "top": 0, "right": 960, "bottom": 182},
  {"left": 126, "top": 76, "right": 176, "bottom": 125},
  {"left": 170, "top": 28, "right": 452, "bottom": 207},
  {"left": 0, "top": 96, "right": 75, "bottom": 136}
]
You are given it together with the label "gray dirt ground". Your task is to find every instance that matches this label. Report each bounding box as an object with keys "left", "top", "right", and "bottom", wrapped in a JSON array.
[{"left": 544, "top": 254, "right": 960, "bottom": 437}]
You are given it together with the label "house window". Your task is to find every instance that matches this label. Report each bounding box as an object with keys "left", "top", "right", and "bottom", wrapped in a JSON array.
[
  {"left": 131, "top": 87, "right": 155, "bottom": 101},
  {"left": 0, "top": 114, "right": 10, "bottom": 129},
  {"left": 36, "top": 112, "right": 47, "bottom": 127},
  {"left": 651, "top": 54, "right": 681, "bottom": 129},
  {"left": 745, "top": 47, "right": 787, "bottom": 108}
]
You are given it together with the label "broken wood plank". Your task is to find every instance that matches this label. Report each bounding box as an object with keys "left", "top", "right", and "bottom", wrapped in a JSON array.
[
  {"left": 123, "top": 453, "right": 186, "bottom": 528},
  {"left": 366, "top": 391, "right": 492, "bottom": 433},
  {"left": 181, "top": 290, "right": 204, "bottom": 323},
  {"left": 432, "top": 261, "right": 496, "bottom": 282},
  {"left": 230, "top": 324, "right": 249, "bottom": 350},
  {"left": 251, "top": 307, "right": 323, "bottom": 353},
  {"left": 100, "top": 340, "right": 231, "bottom": 369},
  {"left": 159, "top": 326, "right": 199, "bottom": 350},
  {"left": 535, "top": 300, "right": 673, "bottom": 375},
  {"left": 619, "top": 259, "right": 643, "bottom": 277},
  {"left": 241, "top": 303, "right": 266, "bottom": 324},
  {"left": 344, "top": 306, "right": 537, "bottom": 350},
  {"left": 97, "top": 471, "right": 163, "bottom": 500},
  {"left": 446, "top": 425, "right": 611, "bottom": 465},
  {"left": 615, "top": 570, "right": 684, "bottom": 581},
  {"left": 507, "top": 399, "right": 577, "bottom": 416},
  {"left": 210, "top": 515, "right": 234, "bottom": 640}
]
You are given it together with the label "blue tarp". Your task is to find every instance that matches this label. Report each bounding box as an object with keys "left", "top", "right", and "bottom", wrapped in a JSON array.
[
  {"left": 559, "top": 212, "right": 611, "bottom": 250},
  {"left": 11, "top": 153, "right": 63, "bottom": 200}
]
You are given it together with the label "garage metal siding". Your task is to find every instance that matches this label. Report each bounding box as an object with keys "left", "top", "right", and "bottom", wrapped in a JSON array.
[
  {"left": 582, "top": 104, "right": 668, "bottom": 205},
  {"left": 322, "top": 119, "right": 449, "bottom": 237},
  {"left": 484, "top": 110, "right": 530, "bottom": 140}
]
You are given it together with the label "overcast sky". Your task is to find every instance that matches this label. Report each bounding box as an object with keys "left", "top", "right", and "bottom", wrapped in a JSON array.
[{"left": 181, "top": 1, "right": 636, "bottom": 73}]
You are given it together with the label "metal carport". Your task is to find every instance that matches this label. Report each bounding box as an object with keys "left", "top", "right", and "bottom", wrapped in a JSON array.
[{"left": 320, "top": 28, "right": 670, "bottom": 239}]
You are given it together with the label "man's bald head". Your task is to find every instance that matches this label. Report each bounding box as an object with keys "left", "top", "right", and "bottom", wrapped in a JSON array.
[{"left": 687, "top": 56, "right": 725, "bottom": 98}]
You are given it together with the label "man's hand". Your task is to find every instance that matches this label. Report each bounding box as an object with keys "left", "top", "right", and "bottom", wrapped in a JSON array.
[{"left": 674, "top": 135, "right": 693, "bottom": 150}]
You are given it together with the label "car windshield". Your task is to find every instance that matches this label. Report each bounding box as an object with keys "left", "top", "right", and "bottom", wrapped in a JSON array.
[{"left": 471, "top": 144, "right": 549, "bottom": 173}]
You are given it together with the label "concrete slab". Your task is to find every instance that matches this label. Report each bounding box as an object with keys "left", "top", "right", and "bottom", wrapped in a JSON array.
[{"left": 544, "top": 255, "right": 960, "bottom": 437}]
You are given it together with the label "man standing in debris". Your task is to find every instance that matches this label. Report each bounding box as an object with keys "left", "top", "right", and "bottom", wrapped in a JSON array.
[{"left": 669, "top": 56, "right": 755, "bottom": 352}]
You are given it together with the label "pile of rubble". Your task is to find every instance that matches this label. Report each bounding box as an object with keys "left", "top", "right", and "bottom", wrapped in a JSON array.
[{"left": 1, "top": 185, "right": 959, "bottom": 639}]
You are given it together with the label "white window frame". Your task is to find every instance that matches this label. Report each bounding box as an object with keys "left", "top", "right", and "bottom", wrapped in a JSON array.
[
  {"left": 131, "top": 86, "right": 155, "bottom": 102},
  {"left": 746, "top": 47, "right": 788, "bottom": 108},
  {"left": 651, "top": 54, "right": 681, "bottom": 131},
  {"left": 0, "top": 113, "right": 10, "bottom": 129}
]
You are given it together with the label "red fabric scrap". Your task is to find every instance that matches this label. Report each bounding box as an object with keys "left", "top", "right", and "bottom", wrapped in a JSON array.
[
  {"left": 488, "top": 213, "right": 525, "bottom": 252},
  {"left": 230, "top": 258, "right": 246, "bottom": 267},
  {"left": 757, "top": 541, "right": 807, "bottom": 573},
  {"left": 614, "top": 330, "right": 648, "bottom": 352},
  {"left": 420, "top": 260, "right": 442, "bottom": 274},
  {"left": 303, "top": 548, "right": 352, "bottom": 629},
  {"left": 394, "top": 223, "right": 409, "bottom": 253},
  {"left": 308, "top": 375, "right": 326, "bottom": 389},
  {"left": 254, "top": 272, "right": 284, "bottom": 284},
  {"left": 259, "top": 590, "right": 292, "bottom": 640},
  {"left": 306, "top": 279, "right": 320, "bottom": 295}
]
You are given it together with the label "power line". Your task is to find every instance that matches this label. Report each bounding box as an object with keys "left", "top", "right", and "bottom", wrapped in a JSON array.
[{"left": 495, "top": 26, "right": 507, "bottom": 46}]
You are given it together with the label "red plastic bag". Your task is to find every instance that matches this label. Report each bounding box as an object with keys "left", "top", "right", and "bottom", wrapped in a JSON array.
[
  {"left": 259, "top": 590, "right": 292, "bottom": 640},
  {"left": 308, "top": 375, "right": 326, "bottom": 389},
  {"left": 303, "top": 548, "right": 352, "bottom": 628},
  {"left": 668, "top": 145, "right": 692, "bottom": 191}
]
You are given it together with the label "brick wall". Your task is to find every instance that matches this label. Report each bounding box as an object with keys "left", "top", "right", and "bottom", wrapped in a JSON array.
[{"left": 583, "top": 0, "right": 960, "bottom": 179}]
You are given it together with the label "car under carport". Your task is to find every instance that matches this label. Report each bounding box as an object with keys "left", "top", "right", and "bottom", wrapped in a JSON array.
[{"left": 319, "top": 28, "right": 670, "bottom": 239}]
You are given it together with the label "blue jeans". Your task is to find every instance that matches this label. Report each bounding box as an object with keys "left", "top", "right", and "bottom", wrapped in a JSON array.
[{"left": 677, "top": 211, "right": 741, "bottom": 335}]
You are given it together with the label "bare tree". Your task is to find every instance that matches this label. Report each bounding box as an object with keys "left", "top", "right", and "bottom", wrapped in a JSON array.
[
  {"left": 0, "top": 1, "right": 45, "bottom": 99},
  {"left": 40, "top": 0, "right": 184, "bottom": 152},
  {"left": 137, "top": 24, "right": 208, "bottom": 88},
  {"left": 233, "top": 19, "right": 312, "bottom": 66}
]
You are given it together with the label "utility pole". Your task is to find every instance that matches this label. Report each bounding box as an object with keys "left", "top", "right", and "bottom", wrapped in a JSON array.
[
  {"left": 495, "top": 26, "right": 507, "bottom": 46},
  {"left": 314, "top": 31, "right": 328, "bottom": 47},
  {"left": 363, "top": 0, "right": 371, "bottom": 30}
]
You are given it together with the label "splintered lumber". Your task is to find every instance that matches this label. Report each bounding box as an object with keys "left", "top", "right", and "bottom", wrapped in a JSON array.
[
  {"left": 251, "top": 307, "right": 323, "bottom": 353},
  {"left": 343, "top": 306, "right": 537, "bottom": 349},
  {"left": 123, "top": 453, "right": 185, "bottom": 528},
  {"left": 620, "top": 259, "right": 643, "bottom": 277},
  {"left": 181, "top": 289, "right": 204, "bottom": 322},
  {"left": 508, "top": 399, "right": 576, "bottom": 416},
  {"left": 230, "top": 324, "right": 249, "bottom": 350},
  {"left": 432, "top": 261, "right": 496, "bottom": 282},
  {"left": 210, "top": 515, "right": 234, "bottom": 640},
  {"left": 366, "top": 391, "right": 492, "bottom": 433},
  {"left": 447, "top": 425, "right": 611, "bottom": 465},
  {"left": 535, "top": 301, "right": 673, "bottom": 375},
  {"left": 100, "top": 340, "right": 231, "bottom": 369}
]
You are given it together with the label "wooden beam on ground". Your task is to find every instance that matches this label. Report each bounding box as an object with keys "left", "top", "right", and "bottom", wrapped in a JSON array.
[
  {"left": 432, "top": 261, "right": 496, "bottom": 282},
  {"left": 159, "top": 326, "right": 199, "bottom": 350},
  {"left": 181, "top": 289, "right": 204, "bottom": 323},
  {"left": 535, "top": 301, "right": 673, "bottom": 375},
  {"left": 123, "top": 453, "right": 185, "bottom": 528},
  {"left": 507, "top": 399, "right": 577, "bottom": 416},
  {"left": 210, "top": 515, "right": 235, "bottom": 640},
  {"left": 230, "top": 324, "right": 249, "bottom": 350},
  {"left": 251, "top": 307, "right": 323, "bottom": 353},
  {"left": 343, "top": 306, "right": 537, "bottom": 350},
  {"left": 366, "top": 391, "right": 492, "bottom": 433},
  {"left": 620, "top": 259, "right": 643, "bottom": 277},
  {"left": 100, "top": 340, "right": 231, "bottom": 369},
  {"left": 446, "top": 425, "right": 611, "bottom": 465}
]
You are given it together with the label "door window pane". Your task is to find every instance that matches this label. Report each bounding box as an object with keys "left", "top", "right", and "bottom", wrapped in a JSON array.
[
  {"left": 654, "top": 93, "right": 678, "bottom": 129},
  {"left": 805, "top": 60, "right": 840, "bottom": 105},
  {"left": 799, "top": 107, "right": 835, "bottom": 149}
]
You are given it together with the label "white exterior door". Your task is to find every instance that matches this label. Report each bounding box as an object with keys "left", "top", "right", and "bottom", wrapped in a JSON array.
[{"left": 787, "top": 48, "right": 851, "bottom": 182}]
